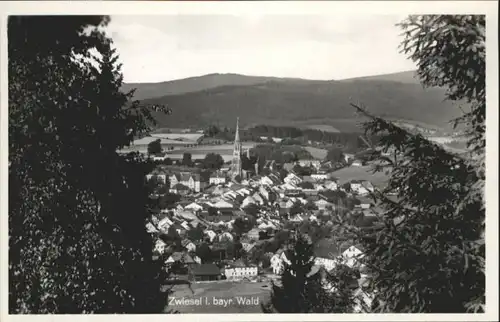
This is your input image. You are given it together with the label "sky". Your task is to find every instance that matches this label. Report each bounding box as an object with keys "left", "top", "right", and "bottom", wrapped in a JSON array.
[{"left": 106, "top": 14, "right": 418, "bottom": 83}]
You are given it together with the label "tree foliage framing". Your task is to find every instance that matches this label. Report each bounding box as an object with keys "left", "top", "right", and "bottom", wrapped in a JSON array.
[{"left": 9, "top": 16, "right": 170, "bottom": 313}]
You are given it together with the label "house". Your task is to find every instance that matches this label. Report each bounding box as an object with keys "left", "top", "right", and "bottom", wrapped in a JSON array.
[
  {"left": 246, "top": 228, "right": 261, "bottom": 241},
  {"left": 259, "top": 186, "right": 270, "bottom": 200},
  {"left": 263, "top": 160, "right": 276, "bottom": 171},
  {"left": 282, "top": 163, "right": 295, "bottom": 172},
  {"left": 224, "top": 265, "right": 258, "bottom": 280},
  {"left": 154, "top": 239, "right": 167, "bottom": 254},
  {"left": 180, "top": 173, "right": 205, "bottom": 192},
  {"left": 182, "top": 239, "right": 197, "bottom": 252},
  {"left": 342, "top": 245, "right": 365, "bottom": 268},
  {"left": 324, "top": 180, "right": 339, "bottom": 191},
  {"left": 242, "top": 242, "right": 256, "bottom": 253},
  {"left": 204, "top": 230, "right": 217, "bottom": 242},
  {"left": 284, "top": 173, "right": 302, "bottom": 186},
  {"left": 344, "top": 153, "right": 355, "bottom": 163},
  {"left": 351, "top": 159, "right": 365, "bottom": 167},
  {"left": 259, "top": 176, "right": 274, "bottom": 186},
  {"left": 169, "top": 173, "right": 180, "bottom": 188},
  {"left": 185, "top": 202, "right": 203, "bottom": 212},
  {"left": 188, "top": 263, "right": 221, "bottom": 281},
  {"left": 146, "top": 222, "right": 158, "bottom": 234},
  {"left": 180, "top": 221, "right": 191, "bottom": 231},
  {"left": 146, "top": 171, "right": 168, "bottom": 184},
  {"left": 241, "top": 196, "right": 257, "bottom": 208},
  {"left": 297, "top": 159, "right": 321, "bottom": 169},
  {"left": 302, "top": 176, "right": 315, "bottom": 184},
  {"left": 158, "top": 217, "right": 174, "bottom": 231},
  {"left": 311, "top": 173, "right": 328, "bottom": 181},
  {"left": 218, "top": 232, "right": 234, "bottom": 243},
  {"left": 251, "top": 192, "right": 265, "bottom": 205},
  {"left": 166, "top": 252, "right": 196, "bottom": 266},
  {"left": 350, "top": 180, "right": 374, "bottom": 195},
  {"left": 314, "top": 240, "right": 341, "bottom": 271},
  {"left": 213, "top": 199, "right": 234, "bottom": 209},
  {"left": 170, "top": 183, "right": 190, "bottom": 195},
  {"left": 289, "top": 214, "right": 304, "bottom": 223},
  {"left": 209, "top": 172, "right": 227, "bottom": 185},
  {"left": 315, "top": 199, "right": 333, "bottom": 210},
  {"left": 270, "top": 250, "right": 292, "bottom": 275}
]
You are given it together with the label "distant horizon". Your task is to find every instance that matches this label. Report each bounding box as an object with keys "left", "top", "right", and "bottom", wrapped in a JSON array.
[{"left": 122, "top": 69, "right": 417, "bottom": 85}]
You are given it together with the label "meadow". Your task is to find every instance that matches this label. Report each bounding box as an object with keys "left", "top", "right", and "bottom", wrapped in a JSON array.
[
  {"left": 329, "top": 165, "right": 390, "bottom": 188},
  {"left": 303, "top": 146, "right": 328, "bottom": 160}
]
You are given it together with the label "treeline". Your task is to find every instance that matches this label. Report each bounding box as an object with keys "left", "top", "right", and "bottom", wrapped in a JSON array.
[
  {"left": 203, "top": 124, "right": 263, "bottom": 142},
  {"left": 248, "top": 125, "right": 380, "bottom": 150}
]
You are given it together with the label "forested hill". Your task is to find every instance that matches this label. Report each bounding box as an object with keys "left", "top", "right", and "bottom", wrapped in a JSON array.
[{"left": 122, "top": 72, "right": 461, "bottom": 132}]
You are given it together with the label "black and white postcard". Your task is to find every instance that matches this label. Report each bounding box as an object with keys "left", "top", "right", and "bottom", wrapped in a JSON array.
[{"left": 1, "top": 1, "right": 498, "bottom": 321}]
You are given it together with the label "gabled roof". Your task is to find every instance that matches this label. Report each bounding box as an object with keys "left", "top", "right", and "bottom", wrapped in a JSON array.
[
  {"left": 168, "top": 252, "right": 195, "bottom": 264},
  {"left": 173, "top": 183, "right": 190, "bottom": 190}
]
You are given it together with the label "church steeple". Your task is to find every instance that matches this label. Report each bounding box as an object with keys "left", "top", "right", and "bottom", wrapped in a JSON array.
[{"left": 230, "top": 117, "right": 242, "bottom": 179}]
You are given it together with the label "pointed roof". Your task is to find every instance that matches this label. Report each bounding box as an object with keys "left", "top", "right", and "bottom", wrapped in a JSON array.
[{"left": 234, "top": 117, "right": 240, "bottom": 144}]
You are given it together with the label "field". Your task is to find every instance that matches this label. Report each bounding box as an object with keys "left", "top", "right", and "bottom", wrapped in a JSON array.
[
  {"left": 329, "top": 165, "right": 389, "bottom": 188},
  {"left": 166, "top": 280, "right": 272, "bottom": 313},
  {"left": 303, "top": 146, "right": 328, "bottom": 160}
]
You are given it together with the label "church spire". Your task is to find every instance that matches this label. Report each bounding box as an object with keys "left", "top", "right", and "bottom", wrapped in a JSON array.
[
  {"left": 234, "top": 117, "right": 240, "bottom": 145},
  {"left": 230, "top": 117, "right": 242, "bottom": 180}
]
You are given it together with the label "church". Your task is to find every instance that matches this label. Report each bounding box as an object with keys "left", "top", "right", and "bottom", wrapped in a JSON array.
[{"left": 229, "top": 117, "right": 258, "bottom": 181}]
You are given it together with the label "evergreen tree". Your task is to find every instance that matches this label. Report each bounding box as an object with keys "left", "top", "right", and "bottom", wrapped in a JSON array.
[
  {"left": 262, "top": 234, "right": 327, "bottom": 313},
  {"left": 148, "top": 139, "right": 162, "bottom": 155},
  {"left": 9, "top": 16, "right": 169, "bottom": 313},
  {"left": 338, "top": 15, "right": 485, "bottom": 313}
]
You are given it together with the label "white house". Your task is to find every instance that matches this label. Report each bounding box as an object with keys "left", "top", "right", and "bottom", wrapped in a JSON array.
[
  {"left": 324, "top": 180, "right": 339, "bottom": 191},
  {"left": 146, "top": 222, "right": 158, "bottom": 234},
  {"left": 154, "top": 239, "right": 167, "bottom": 254},
  {"left": 205, "top": 230, "right": 217, "bottom": 242},
  {"left": 351, "top": 159, "right": 365, "bottom": 167},
  {"left": 350, "top": 180, "right": 374, "bottom": 195},
  {"left": 224, "top": 266, "right": 258, "bottom": 280},
  {"left": 342, "top": 245, "right": 364, "bottom": 268},
  {"left": 259, "top": 186, "right": 270, "bottom": 200},
  {"left": 209, "top": 172, "right": 226, "bottom": 185},
  {"left": 146, "top": 172, "right": 167, "bottom": 184},
  {"left": 315, "top": 199, "right": 333, "bottom": 210},
  {"left": 242, "top": 242, "right": 256, "bottom": 253},
  {"left": 270, "top": 250, "right": 291, "bottom": 275},
  {"left": 251, "top": 192, "right": 265, "bottom": 205},
  {"left": 158, "top": 217, "right": 173, "bottom": 231},
  {"left": 311, "top": 173, "right": 328, "bottom": 181},
  {"left": 284, "top": 173, "right": 302, "bottom": 186},
  {"left": 151, "top": 154, "right": 167, "bottom": 162},
  {"left": 184, "top": 202, "right": 203, "bottom": 212},
  {"left": 241, "top": 196, "right": 257, "bottom": 208},
  {"left": 289, "top": 214, "right": 304, "bottom": 223},
  {"left": 344, "top": 154, "right": 355, "bottom": 163},
  {"left": 297, "top": 159, "right": 321, "bottom": 169},
  {"left": 260, "top": 176, "right": 274, "bottom": 186},
  {"left": 180, "top": 221, "right": 191, "bottom": 231},
  {"left": 213, "top": 200, "right": 234, "bottom": 209},
  {"left": 182, "top": 240, "right": 197, "bottom": 252}
]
